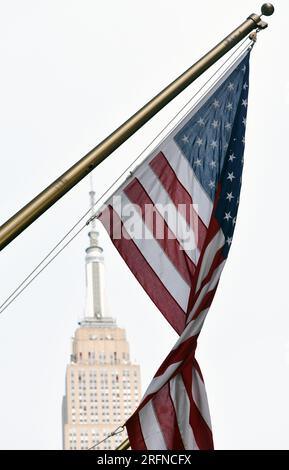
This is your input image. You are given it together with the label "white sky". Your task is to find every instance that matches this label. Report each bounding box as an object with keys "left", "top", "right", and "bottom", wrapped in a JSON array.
[{"left": 0, "top": 0, "right": 287, "bottom": 450}]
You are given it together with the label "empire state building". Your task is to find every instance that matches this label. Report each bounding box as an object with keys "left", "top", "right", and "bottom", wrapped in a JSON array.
[{"left": 62, "top": 189, "right": 141, "bottom": 450}]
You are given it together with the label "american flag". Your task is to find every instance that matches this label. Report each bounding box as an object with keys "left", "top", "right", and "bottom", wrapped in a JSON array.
[{"left": 98, "top": 50, "right": 250, "bottom": 450}]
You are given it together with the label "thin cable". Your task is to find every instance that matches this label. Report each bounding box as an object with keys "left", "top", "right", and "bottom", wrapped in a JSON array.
[
  {"left": 0, "top": 223, "right": 87, "bottom": 315},
  {"left": 0, "top": 217, "right": 91, "bottom": 311},
  {"left": 0, "top": 39, "right": 253, "bottom": 316},
  {"left": 87, "top": 425, "right": 125, "bottom": 451}
]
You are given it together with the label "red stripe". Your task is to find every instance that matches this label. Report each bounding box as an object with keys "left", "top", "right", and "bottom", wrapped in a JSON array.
[
  {"left": 151, "top": 383, "right": 185, "bottom": 450},
  {"left": 126, "top": 414, "right": 147, "bottom": 450},
  {"left": 181, "top": 364, "right": 214, "bottom": 450},
  {"left": 132, "top": 341, "right": 212, "bottom": 449},
  {"left": 193, "top": 357, "right": 204, "bottom": 383},
  {"left": 190, "top": 285, "right": 218, "bottom": 322},
  {"left": 98, "top": 205, "right": 186, "bottom": 335},
  {"left": 150, "top": 152, "right": 207, "bottom": 251},
  {"left": 186, "top": 184, "right": 222, "bottom": 313},
  {"left": 154, "top": 334, "right": 197, "bottom": 378},
  {"left": 195, "top": 247, "right": 225, "bottom": 299},
  {"left": 119, "top": 330, "right": 198, "bottom": 415},
  {"left": 124, "top": 178, "right": 196, "bottom": 285}
]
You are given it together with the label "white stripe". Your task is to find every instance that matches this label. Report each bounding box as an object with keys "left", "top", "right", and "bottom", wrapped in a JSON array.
[
  {"left": 143, "top": 361, "right": 182, "bottom": 399},
  {"left": 135, "top": 164, "right": 199, "bottom": 263},
  {"left": 196, "top": 229, "right": 225, "bottom": 291},
  {"left": 173, "top": 308, "right": 210, "bottom": 350},
  {"left": 162, "top": 140, "right": 213, "bottom": 227},
  {"left": 143, "top": 308, "right": 209, "bottom": 401},
  {"left": 192, "top": 367, "right": 212, "bottom": 430},
  {"left": 170, "top": 374, "right": 199, "bottom": 450},
  {"left": 139, "top": 400, "right": 167, "bottom": 450},
  {"left": 112, "top": 192, "right": 190, "bottom": 311},
  {"left": 187, "top": 260, "right": 226, "bottom": 323}
]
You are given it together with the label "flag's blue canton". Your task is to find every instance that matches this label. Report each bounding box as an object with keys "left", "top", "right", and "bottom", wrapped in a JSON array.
[
  {"left": 174, "top": 53, "right": 249, "bottom": 201},
  {"left": 215, "top": 56, "right": 249, "bottom": 258},
  {"left": 174, "top": 52, "right": 250, "bottom": 258}
]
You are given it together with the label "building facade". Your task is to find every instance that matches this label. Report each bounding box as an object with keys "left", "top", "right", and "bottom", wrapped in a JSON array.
[{"left": 62, "top": 189, "right": 141, "bottom": 450}]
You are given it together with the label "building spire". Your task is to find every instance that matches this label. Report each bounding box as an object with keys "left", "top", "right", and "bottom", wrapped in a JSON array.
[
  {"left": 89, "top": 174, "right": 97, "bottom": 231},
  {"left": 81, "top": 176, "right": 114, "bottom": 327}
]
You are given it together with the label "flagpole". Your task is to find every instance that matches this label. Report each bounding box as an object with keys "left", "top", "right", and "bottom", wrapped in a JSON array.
[
  {"left": 0, "top": 4, "right": 274, "bottom": 251},
  {"left": 115, "top": 438, "right": 130, "bottom": 450}
]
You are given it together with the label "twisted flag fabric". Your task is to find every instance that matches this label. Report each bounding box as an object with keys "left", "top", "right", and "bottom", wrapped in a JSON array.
[{"left": 98, "top": 50, "right": 250, "bottom": 449}]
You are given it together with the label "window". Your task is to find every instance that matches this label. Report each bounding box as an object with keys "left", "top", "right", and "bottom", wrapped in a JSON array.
[{"left": 99, "top": 353, "right": 106, "bottom": 364}]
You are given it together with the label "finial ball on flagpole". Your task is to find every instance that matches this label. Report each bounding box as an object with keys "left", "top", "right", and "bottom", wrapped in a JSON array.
[{"left": 261, "top": 3, "right": 274, "bottom": 16}]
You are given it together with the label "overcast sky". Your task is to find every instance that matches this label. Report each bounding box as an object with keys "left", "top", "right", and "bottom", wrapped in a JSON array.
[{"left": 0, "top": 0, "right": 287, "bottom": 450}]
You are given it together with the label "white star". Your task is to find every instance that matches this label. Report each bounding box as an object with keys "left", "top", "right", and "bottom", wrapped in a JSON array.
[
  {"left": 232, "top": 217, "right": 237, "bottom": 225},
  {"left": 228, "top": 82, "right": 234, "bottom": 91},
  {"left": 224, "top": 212, "right": 232, "bottom": 221},
  {"left": 208, "top": 180, "right": 215, "bottom": 189},
  {"left": 226, "top": 236, "right": 233, "bottom": 245},
  {"left": 242, "top": 136, "right": 246, "bottom": 144},
  {"left": 212, "top": 119, "right": 219, "bottom": 129},
  {"left": 194, "top": 158, "right": 202, "bottom": 167},
  {"left": 242, "top": 117, "right": 247, "bottom": 126},
  {"left": 197, "top": 117, "right": 205, "bottom": 126},
  {"left": 226, "top": 192, "right": 234, "bottom": 202},
  {"left": 182, "top": 135, "right": 189, "bottom": 143},
  {"left": 227, "top": 172, "right": 235, "bottom": 182},
  {"left": 225, "top": 122, "right": 232, "bottom": 131},
  {"left": 228, "top": 153, "right": 236, "bottom": 162},
  {"left": 196, "top": 137, "right": 203, "bottom": 146},
  {"left": 212, "top": 99, "right": 220, "bottom": 108},
  {"left": 226, "top": 102, "right": 233, "bottom": 111},
  {"left": 243, "top": 82, "right": 248, "bottom": 90},
  {"left": 242, "top": 65, "right": 246, "bottom": 73},
  {"left": 210, "top": 140, "right": 218, "bottom": 149},
  {"left": 209, "top": 160, "right": 217, "bottom": 168},
  {"left": 242, "top": 99, "right": 248, "bottom": 107}
]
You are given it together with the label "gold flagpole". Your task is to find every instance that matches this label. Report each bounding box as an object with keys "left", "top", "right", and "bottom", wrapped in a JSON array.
[
  {"left": 115, "top": 438, "right": 130, "bottom": 450},
  {"left": 0, "top": 4, "right": 274, "bottom": 251}
]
